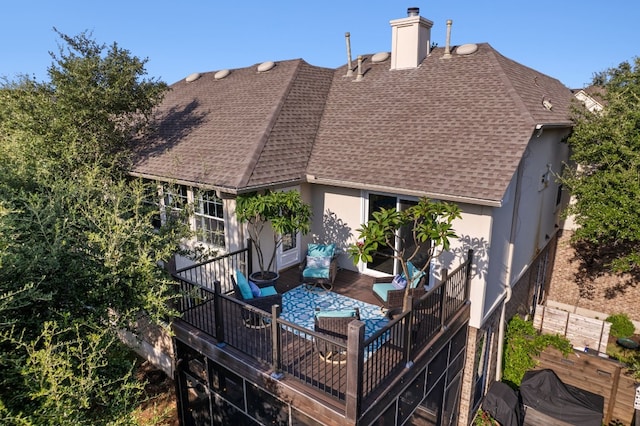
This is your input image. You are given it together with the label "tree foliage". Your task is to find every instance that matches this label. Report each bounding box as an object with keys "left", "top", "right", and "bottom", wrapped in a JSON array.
[
  {"left": 347, "top": 197, "right": 461, "bottom": 311},
  {"left": 502, "top": 316, "right": 572, "bottom": 387},
  {"left": 0, "top": 30, "right": 184, "bottom": 423},
  {"left": 236, "top": 190, "right": 311, "bottom": 277},
  {"left": 562, "top": 57, "right": 640, "bottom": 272}
]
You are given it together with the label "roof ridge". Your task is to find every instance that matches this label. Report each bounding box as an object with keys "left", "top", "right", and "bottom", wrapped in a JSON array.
[
  {"left": 485, "top": 46, "right": 536, "bottom": 129},
  {"left": 236, "top": 59, "right": 305, "bottom": 189}
]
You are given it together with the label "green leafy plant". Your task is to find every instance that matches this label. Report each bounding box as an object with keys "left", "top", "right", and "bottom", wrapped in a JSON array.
[
  {"left": 606, "top": 313, "right": 635, "bottom": 338},
  {"left": 348, "top": 197, "right": 461, "bottom": 311},
  {"left": 502, "top": 316, "right": 572, "bottom": 387},
  {"left": 236, "top": 190, "right": 311, "bottom": 279},
  {"left": 473, "top": 409, "right": 498, "bottom": 425}
]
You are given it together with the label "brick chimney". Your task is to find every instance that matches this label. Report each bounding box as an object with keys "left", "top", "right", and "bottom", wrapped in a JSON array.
[{"left": 390, "top": 7, "right": 433, "bottom": 70}]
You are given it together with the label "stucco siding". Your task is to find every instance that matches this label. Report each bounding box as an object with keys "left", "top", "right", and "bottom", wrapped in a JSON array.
[{"left": 307, "top": 184, "right": 362, "bottom": 271}]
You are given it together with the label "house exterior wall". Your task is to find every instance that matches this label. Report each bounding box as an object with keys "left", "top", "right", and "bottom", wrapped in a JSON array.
[
  {"left": 307, "top": 184, "right": 363, "bottom": 271},
  {"left": 509, "top": 129, "right": 569, "bottom": 284}
]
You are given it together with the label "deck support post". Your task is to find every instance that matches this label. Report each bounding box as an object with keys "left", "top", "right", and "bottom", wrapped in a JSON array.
[{"left": 345, "top": 320, "right": 365, "bottom": 423}]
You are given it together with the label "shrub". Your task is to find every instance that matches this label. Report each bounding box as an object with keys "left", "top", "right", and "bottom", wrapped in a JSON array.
[
  {"left": 606, "top": 313, "right": 635, "bottom": 338},
  {"left": 502, "top": 316, "right": 572, "bottom": 387}
]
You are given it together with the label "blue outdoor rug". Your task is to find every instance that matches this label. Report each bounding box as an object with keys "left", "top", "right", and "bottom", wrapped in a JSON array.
[{"left": 280, "top": 285, "right": 389, "bottom": 340}]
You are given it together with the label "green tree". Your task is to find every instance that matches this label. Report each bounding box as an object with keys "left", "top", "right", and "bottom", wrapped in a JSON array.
[
  {"left": 562, "top": 57, "right": 640, "bottom": 273},
  {"left": 236, "top": 190, "right": 312, "bottom": 278},
  {"left": 0, "top": 30, "right": 185, "bottom": 424},
  {"left": 348, "top": 197, "right": 461, "bottom": 311}
]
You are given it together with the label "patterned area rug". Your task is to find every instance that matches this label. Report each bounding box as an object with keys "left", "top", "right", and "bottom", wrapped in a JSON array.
[{"left": 281, "top": 285, "right": 389, "bottom": 340}]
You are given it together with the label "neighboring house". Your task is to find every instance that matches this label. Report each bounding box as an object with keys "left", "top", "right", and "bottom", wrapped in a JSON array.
[{"left": 131, "top": 7, "right": 573, "bottom": 425}]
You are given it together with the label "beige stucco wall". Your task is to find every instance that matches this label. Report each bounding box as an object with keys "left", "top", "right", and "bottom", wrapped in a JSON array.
[{"left": 307, "top": 184, "right": 362, "bottom": 271}]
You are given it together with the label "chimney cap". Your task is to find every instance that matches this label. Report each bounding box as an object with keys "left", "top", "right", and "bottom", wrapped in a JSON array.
[{"left": 407, "top": 7, "right": 419, "bottom": 17}]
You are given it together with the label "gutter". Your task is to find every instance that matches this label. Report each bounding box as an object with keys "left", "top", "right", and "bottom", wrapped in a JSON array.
[
  {"left": 305, "top": 174, "right": 503, "bottom": 207},
  {"left": 129, "top": 171, "right": 303, "bottom": 196},
  {"left": 495, "top": 158, "right": 524, "bottom": 381}
]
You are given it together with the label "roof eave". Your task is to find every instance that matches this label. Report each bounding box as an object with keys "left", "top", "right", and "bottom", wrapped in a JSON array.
[{"left": 305, "top": 174, "right": 502, "bottom": 207}]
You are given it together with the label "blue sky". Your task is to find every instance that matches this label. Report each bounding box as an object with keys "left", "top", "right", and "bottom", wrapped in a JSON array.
[{"left": 2, "top": 1, "right": 638, "bottom": 89}]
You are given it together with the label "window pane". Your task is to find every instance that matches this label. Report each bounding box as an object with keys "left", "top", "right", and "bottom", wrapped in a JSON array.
[
  {"left": 195, "top": 191, "right": 225, "bottom": 248},
  {"left": 282, "top": 231, "right": 296, "bottom": 251},
  {"left": 367, "top": 194, "right": 397, "bottom": 274}
]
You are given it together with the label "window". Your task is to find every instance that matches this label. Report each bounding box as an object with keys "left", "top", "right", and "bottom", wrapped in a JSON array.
[
  {"left": 472, "top": 327, "right": 492, "bottom": 409},
  {"left": 195, "top": 190, "right": 225, "bottom": 248},
  {"left": 141, "top": 180, "right": 162, "bottom": 229},
  {"left": 162, "top": 184, "right": 188, "bottom": 224}
]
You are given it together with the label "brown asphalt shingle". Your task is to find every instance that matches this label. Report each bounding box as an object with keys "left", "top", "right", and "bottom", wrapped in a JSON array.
[
  {"left": 131, "top": 43, "right": 573, "bottom": 205},
  {"left": 306, "top": 44, "right": 572, "bottom": 204}
]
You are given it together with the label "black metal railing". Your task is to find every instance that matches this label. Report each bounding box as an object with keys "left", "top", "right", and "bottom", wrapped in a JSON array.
[
  {"left": 173, "top": 249, "right": 473, "bottom": 419},
  {"left": 173, "top": 242, "right": 251, "bottom": 293}
]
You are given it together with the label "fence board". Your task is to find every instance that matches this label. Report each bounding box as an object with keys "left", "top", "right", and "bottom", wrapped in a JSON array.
[{"left": 533, "top": 305, "right": 610, "bottom": 353}]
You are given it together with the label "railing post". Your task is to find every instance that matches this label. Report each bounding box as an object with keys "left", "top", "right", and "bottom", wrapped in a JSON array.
[
  {"left": 440, "top": 268, "right": 449, "bottom": 329},
  {"left": 246, "top": 238, "right": 253, "bottom": 276},
  {"left": 271, "top": 304, "right": 282, "bottom": 376},
  {"left": 464, "top": 249, "right": 474, "bottom": 301},
  {"left": 213, "top": 280, "right": 224, "bottom": 342},
  {"left": 345, "top": 320, "right": 365, "bottom": 423},
  {"left": 404, "top": 296, "right": 414, "bottom": 364}
]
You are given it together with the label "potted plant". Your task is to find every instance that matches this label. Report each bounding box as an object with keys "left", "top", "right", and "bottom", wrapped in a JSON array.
[
  {"left": 347, "top": 197, "right": 461, "bottom": 311},
  {"left": 236, "top": 190, "right": 312, "bottom": 284}
]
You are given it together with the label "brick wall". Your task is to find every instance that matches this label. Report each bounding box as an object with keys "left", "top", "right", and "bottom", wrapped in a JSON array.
[{"left": 548, "top": 230, "right": 640, "bottom": 322}]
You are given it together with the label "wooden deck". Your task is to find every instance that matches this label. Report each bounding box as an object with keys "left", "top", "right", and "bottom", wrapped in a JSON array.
[{"left": 275, "top": 265, "right": 381, "bottom": 307}]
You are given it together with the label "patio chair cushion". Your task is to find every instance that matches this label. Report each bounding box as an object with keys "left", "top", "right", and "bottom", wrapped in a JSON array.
[
  {"left": 406, "top": 261, "right": 425, "bottom": 288},
  {"left": 307, "top": 243, "right": 336, "bottom": 258},
  {"left": 315, "top": 309, "right": 358, "bottom": 318},
  {"left": 260, "top": 286, "right": 278, "bottom": 297},
  {"left": 372, "top": 283, "right": 396, "bottom": 303},
  {"left": 235, "top": 269, "right": 253, "bottom": 300},
  {"left": 249, "top": 280, "right": 262, "bottom": 297}
]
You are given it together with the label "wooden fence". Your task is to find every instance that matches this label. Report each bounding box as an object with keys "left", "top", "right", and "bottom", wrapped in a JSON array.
[
  {"left": 533, "top": 304, "right": 610, "bottom": 353},
  {"left": 534, "top": 347, "right": 637, "bottom": 425}
]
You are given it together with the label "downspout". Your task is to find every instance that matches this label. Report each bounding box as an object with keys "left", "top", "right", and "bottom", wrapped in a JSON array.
[{"left": 495, "top": 160, "right": 524, "bottom": 381}]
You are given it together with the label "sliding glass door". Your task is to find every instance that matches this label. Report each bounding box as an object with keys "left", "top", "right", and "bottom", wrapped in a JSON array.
[{"left": 365, "top": 193, "right": 429, "bottom": 275}]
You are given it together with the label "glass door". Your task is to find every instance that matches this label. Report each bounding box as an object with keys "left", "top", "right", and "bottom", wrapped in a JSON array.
[
  {"left": 365, "top": 194, "right": 423, "bottom": 275},
  {"left": 277, "top": 230, "right": 300, "bottom": 270}
]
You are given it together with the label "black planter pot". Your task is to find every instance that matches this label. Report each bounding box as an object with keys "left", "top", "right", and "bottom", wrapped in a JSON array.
[{"left": 249, "top": 271, "right": 279, "bottom": 287}]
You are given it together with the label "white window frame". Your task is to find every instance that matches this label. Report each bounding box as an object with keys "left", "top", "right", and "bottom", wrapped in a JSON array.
[{"left": 194, "top": 190, "right": 225, "bottom": 249}]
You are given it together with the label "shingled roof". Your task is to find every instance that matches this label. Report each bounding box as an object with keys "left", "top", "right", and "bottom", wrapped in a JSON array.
[
  {"left": 131, "top": 43, "right": 572, "bottom": 206},
  {"left": 131, "top": 59, "right": 333, "bottom": 191}
]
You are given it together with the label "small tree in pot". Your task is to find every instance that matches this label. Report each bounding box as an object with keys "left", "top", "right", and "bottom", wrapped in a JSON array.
[
  {"left": 236, "top": 190, "right": 312, "bottom": 283},
  {"left": 348, "top": 197, "right": 461, "bottom": 311}
]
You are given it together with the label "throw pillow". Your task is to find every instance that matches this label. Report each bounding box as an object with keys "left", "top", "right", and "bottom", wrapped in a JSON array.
[
  {"left": 391, "top": 274, "right": 407, "bottom": 289},
  {"left": 307, "top": 243, "right": 336, "bottom": 258},
  {"left": 235, "top": 269, "right": 253, "bottom": 300},
  {"left": 306, "top": 255, "right": 330, "bottom": 269},
  {"left": 249, "top": 280, "right": 262, "bottom": 298}
]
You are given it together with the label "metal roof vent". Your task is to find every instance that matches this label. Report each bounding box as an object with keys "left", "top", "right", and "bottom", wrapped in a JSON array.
[
  {"left": 407, "top": 7, "right": 420, "bottom": 16},
  {"left": 185, "top": 72, "right": 201, "bottom": 83},
  {"left": 214, "top": 69, "right": 230, "bottom": 80},
  {"left": 257, "top": 61, "right": 276, "bottom": 72},
  {"left": 371, "top": 52, "right": 390, "bottom": 63},
  {"left": 456, "top": 43, "right": 478, "bottom": 55}
]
